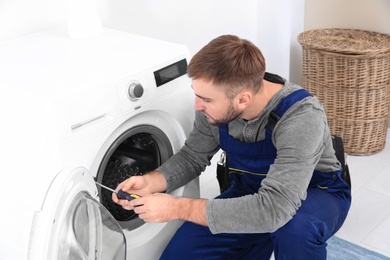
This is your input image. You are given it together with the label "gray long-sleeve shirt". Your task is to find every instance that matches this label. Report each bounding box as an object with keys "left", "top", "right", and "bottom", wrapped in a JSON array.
[{"left": 157, "top": 78, "right": 341, "bottom": 234}]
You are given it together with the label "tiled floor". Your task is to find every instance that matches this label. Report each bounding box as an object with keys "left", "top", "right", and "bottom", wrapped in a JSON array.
[{"left": 199, "top": 129, "right": 390, "bottom": 258}]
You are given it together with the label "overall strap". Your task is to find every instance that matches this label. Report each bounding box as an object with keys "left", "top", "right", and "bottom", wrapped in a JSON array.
[{"left": 266, "top": 89, "right": 312, "bottom": 132}]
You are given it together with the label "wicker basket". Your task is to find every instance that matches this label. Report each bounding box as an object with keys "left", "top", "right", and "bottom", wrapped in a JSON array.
[{"left": 298, "top": 28, "right": 390, "bottom": 155}]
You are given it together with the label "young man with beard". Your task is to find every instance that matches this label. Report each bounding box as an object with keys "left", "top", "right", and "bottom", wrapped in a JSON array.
[{"left": 113, "top": 35, "right": 351, "bottom": 259}]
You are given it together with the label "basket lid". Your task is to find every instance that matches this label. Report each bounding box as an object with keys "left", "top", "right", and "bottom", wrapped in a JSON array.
[{"left": 298, "top": 28, "right": 390, "bottom": 55}]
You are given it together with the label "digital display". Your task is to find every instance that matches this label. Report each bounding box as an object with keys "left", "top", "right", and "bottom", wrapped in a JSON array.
[{"left": 154, "top": 58, "right": 187, "bottom": 87}]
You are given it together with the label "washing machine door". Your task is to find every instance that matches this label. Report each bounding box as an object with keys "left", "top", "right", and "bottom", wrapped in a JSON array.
[
  {"left": 29, "top": 167, "right": 126, "bottom": 260},
  {"left": 57, "top": 191, "right": 126, "bottom": 260}
]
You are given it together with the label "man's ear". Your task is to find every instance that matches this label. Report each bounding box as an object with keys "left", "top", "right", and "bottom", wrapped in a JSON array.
[{"left": 236, "top": 91, "right": 252, "bottom": 109}]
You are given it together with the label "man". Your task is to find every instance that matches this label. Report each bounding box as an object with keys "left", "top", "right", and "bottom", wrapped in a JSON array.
[{"left": 113, "top": 35, "right": 351, "bottom": 259}]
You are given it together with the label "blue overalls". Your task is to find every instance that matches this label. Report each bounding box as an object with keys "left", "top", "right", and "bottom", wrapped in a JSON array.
[{"left": 161, "top": 89, "right": 351, "bottom": 260}]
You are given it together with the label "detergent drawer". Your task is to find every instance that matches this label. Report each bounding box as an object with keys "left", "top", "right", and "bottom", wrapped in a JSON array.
[{"left": 55, "top": 83, "right": 119, "bottom": 137}]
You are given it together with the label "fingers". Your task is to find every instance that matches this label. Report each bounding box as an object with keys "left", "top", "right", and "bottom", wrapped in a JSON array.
[
  {"left": 112, "top": 177, "right": 138, "bottom": 203},
  {"left": 111, "top": 176, "right": 166, "bottom": 220},
  {"left": 121, "top": 204, "right": 135, "bottom": 211},
  {"left": 111, "top": 177, "right": 131, "bottom": 206},
  {"left": 116, "top": 177, "right": 135, "bottom": 192},
  {"left": 112, "top": 192, "right": 119, "bottom": 203},
  {"left": 129, "top": 194, "right": 174, "bottom": 223}
]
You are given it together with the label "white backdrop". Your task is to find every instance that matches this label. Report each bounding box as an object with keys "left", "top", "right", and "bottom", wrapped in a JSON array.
[
  {"left": 1, "top": 0, "right": 388, "bottom": 84},
  {"left": 96, "top": 0, "right": 302, "bottom": 81},
  {"left": 0, "top": 0, "right": 301, "bottom": 81}
]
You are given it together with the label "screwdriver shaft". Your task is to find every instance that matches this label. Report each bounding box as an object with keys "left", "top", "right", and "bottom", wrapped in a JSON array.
[{"left": 95, "top": 182, "right": 117, "bottom": 193}]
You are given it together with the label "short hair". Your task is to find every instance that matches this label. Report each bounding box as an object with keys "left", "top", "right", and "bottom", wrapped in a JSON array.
[{"left": 187, "top": 35, "right": 266, "bottom": 99}]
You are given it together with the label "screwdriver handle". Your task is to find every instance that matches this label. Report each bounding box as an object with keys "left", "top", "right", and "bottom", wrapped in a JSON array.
[{"left": 117, "top": 190, "right": 141, "bottom": 201}]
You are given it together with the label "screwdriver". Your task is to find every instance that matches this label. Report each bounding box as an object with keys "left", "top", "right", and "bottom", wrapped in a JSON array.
[{"left": 96, "top": 182, "right": 141, "bottom": 201}]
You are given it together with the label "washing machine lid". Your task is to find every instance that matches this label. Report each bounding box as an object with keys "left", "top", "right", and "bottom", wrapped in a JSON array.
[{"left": 28, "top": 167, "right": 126, "bottom": 260}]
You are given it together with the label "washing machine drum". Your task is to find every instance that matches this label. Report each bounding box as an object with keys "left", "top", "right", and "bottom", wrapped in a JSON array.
[
  {"left": 100, "top": 157, "right": 143, "bottom": 222},
  {"left": 98, "top": 129, "right": 172, "bottom": 225}
]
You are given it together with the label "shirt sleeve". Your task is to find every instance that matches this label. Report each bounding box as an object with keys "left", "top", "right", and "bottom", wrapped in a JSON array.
[
  {"left": 206, "top": 98, "right": 333, "bottom": 234},
  {"left": 157, "top": 111, "right": 220, "bottom": 193}
]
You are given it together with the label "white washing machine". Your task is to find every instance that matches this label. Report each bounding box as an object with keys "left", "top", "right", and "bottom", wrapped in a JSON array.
[{"left": 0, "top": 26, "right": 199, "bottom": 260}]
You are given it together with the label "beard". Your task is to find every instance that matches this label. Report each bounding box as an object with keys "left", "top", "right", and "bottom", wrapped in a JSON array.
[{"left": 203, "top": 103, "right": 242, "bottom": 126}]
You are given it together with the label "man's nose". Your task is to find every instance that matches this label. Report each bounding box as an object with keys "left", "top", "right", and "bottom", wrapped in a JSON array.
[{"left": 194, "top": 96, "right": 204, "bottom": 111}]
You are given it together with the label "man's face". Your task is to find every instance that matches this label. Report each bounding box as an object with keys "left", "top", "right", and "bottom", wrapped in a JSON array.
[{"left": 192, "top": 78, "right": 242, "bottom": 126}]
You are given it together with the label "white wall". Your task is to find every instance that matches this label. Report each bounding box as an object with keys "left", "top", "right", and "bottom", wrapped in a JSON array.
[
  {"left": 0, "top": 0, "right": 68, "bottom": 41},
  {"left": 97, "top": 0, "right": 301, "bottom": 79},
  {"left": 257, "top": 0, "right": 305, "bottom": 82},
  {"left": 0, "top": 0, "right": 301, "bottom": 81},
  {"left": 305, "top": 0, "right": 390, "bottom": 34},
  {"left": 97, "top": 0, "right": 258, "bottom": 55},
  {"left": 1, "top": 0, "right": 388, "bottom": 86}
]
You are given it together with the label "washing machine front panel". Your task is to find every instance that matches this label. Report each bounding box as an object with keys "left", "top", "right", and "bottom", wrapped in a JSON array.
[{"left": 51, "top": 56, "right": 195, "bottom": 187}]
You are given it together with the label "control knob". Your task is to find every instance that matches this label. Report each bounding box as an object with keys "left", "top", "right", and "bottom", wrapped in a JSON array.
[{"left": 127, "top": 81, "right": 144, "bottom": 101}]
